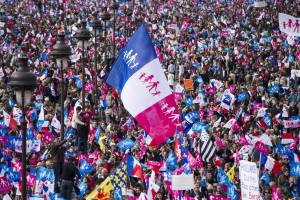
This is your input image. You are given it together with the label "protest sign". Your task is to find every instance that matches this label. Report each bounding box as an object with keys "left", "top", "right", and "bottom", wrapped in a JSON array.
[
  {"left": 171, "top": 174, "right": 194, "bottom": 190},
  {"left": 239, "top": 160, "right": 260, "bottom": 200},
  {"left": 279, "top": 13, "right": 300, "bottom": 36},
  {"left": 254, "top": 0, "right": 267, "bottom": 7},
  {"left": 184, "top": 79, "right": 194, "bottom": 91}
]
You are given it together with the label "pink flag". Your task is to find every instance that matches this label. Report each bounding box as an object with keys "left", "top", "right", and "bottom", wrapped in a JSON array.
[
  {"left": 271, "top": 186, "right": 283, "bottom": 200},
  {"left": 11, "top": 158, "right": 22, "bottom": 172},
  {"left": 209, "top": 194, "right": 229, "bottom": 200},
  {"left": 146, "top": 161, "right": 163, "bottom": 174},
  {"left": 0, "top": 177, "right": 13, "bottom": 194},
  {"left": 239, "top": 134, "right": 250, "bottom": 145},
  {"left": 174, "top": 167, "right": 185, "bottom": 175},
  {"left": 78, "top": 153, "right": 89, "bottom": 163},
  {"left": 184, "top": 193, "right": 196, "bottom": 200},
  {"left": 42, "top": 132, "right": 53, "bottom": 144},
  {"left": 154, "top": 45, "right": 163, "bottom": 62},
  {"left": 255, "top": 141, "right": 269, "bottom": 155},
  {"left": 231, "top": 121, "right": 241, "bottom": 133},
  {"left": 136, "top": 135, "right": 147, "bottom": 159},
  {"left": 26, "top": 174, "right": 36, "bottom": 188},
  {"left": 187, "top": 152, "right": 203, "bottom": 170},
  {"left": 84, "top": 82, "right": 95, "bottom": 93},
  {"left": 215, "top": 137, "right": 225, "bottom": 148}
]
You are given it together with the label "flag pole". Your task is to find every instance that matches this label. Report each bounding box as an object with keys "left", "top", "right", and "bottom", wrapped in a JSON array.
[{"left": 258, "top": 152, "right": 262, "bottom": 174}]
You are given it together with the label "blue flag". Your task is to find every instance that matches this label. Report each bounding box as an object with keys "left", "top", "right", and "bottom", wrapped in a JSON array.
[
  {"left": 8, "top": 98, "right": 15, "bottom": 108},
  {"left": 5, "top": 168, "right": 20, "bottom": 182},
  {"left": 166, "top": 150, "right": 178, "bottom": 170},
  {"left": 79, "top": 160, "right": 94, "bottom": 177},
  {"left": 94, "top": 126, "right": 101, "bottom": 143},
  {"left": 227, "top": 182, "right": 239, "bottom": 200},
  {"left": 237, "top": 92, "right": 249, "bottom": 103},
  {"left": 64, "top": 128, "right": 76, "bottom": 140},
  {"left": 192, "top": 122, "right": 209, "bottom": 133},
  {"left": 184, "top": 111, "right": 199, "bottom": 124},
  {"left": 7, "top": 135, "right": 16, "bottom": 149},
  {"left": 78, "top": 181, "right": 88, "bottom": 198},
  {"left": 260, "top": 172, "right": 270, "bottom": 186},
  {"left": 196, "top": 76, "right": 204, "bottom": 84},
  {"left": 267, "top": 84, "right": 281, "bottom": 95},
  {"left": 36, "top": 167, "right": 54, "bottom": 182},
  {"left": 75, "top": 76, "right": 83, "bottom": 89},
  {"left": 290, "top": 162, "right": 300, "bottom": 177},
  {"left": 114, "top": 187, "right": 122, "bottom": 200},
  {"left": 118, "top": 138, "right": 136, "bottom": 151},
  {"left": 217, "top": 168, "right": 229, "bottom": 185},
  {"left": 184, "top": 97, "right": 193, "bottom": 107}
]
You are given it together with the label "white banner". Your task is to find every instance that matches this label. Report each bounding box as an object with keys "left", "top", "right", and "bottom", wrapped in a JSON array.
[
  {"left": 254, "top": 0, "right": 267, "bottom": 7},
  {"left": 171, "top": 174, "right": 194, "bottom": 190},
  {"left": 291, "top": 69, "right": 300, "bottom": 79},
  {"left": 239, "top": 161, "right": 260, "bottom": 200},
  {"left": 279, "top": 13, "right": 300, "bottom": 36}
]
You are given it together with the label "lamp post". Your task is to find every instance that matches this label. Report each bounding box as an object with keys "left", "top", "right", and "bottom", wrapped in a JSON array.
[
  {"left": 92, "top": 13, "right": 101, "bottom": 120},
  {"left": 124, "top": 9, "right": 133, "bottom": 38},
  {"left": 50, "top": 33, "right": 72, "bottom": 140},
  {"left": 102, "top": 8, "right": 111, "bottom": 69},
  {"left": 111, "top": 0, "right": 119, "bottom": 58},
  {"left": 75, "top": 21, "right": 91, "bottom": 111},
  {"left": 8, "top": 56, "right": 37, "bottom": 200}
]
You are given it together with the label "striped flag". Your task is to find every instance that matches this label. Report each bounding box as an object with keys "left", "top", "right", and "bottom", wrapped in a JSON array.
[
  {"left": 198, "top": 133, "right": 216, "bottom": 162},
  {"left": 106, "top": 23, "right": 181, "bottom": 146}
]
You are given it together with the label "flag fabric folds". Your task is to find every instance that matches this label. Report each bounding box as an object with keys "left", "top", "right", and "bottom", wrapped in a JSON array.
[
  {"left": 106, "top": 23, "right": 181, "bottom": 146},
  {"left": 127, "top": 155, "right": 144, "bottom": 179},
  {"left": 226, "top": 166, "right": 235, "bottom": 182},
  {"left": 199, "top": 136, "right": 216, "bottom": 162},
  {"left": 110, "top": 161, "right": 127, "bottom": 192}
]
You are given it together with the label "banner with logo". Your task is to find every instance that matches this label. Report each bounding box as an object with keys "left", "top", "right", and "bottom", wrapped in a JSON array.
[{"left": 279, "top": 13, "right": 300, "bottom": 36}]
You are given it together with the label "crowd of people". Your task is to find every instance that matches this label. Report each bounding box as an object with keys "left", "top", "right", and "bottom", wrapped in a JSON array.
[{"left": 0, "top": 0, "right": 299, "bottom": 199}]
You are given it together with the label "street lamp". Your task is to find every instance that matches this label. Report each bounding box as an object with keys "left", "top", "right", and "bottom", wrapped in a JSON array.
[
  {"left": 111, "top": 0, "right": 119, "bottom": 58},
  {"left": 124, "top": 9, "right": 133, "bottom": 37},
  {"left": 50, "top": 33, "right": 72, "bottom": 140},
  {"left": 102, "top": 7, "right": 111, "bottom": 70},
  {"left": 75, "top": 21, "right": 91, "bottom": 111},
  {"left": 8, "top": 56, "right": 37, "bottom": 200},
  {"left": 92, "top": 13, "right": 101, "bottom": 121}
]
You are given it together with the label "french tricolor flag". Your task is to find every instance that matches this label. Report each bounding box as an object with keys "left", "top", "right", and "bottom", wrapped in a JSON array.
[
  {"left": 281, "top": 133, "right": 294, "bottom": 144},
  {"left": 127, "top": 155, "right": 144, "bottom": 179},
  {"left": 261, "top": 155, "right": 282, "bottom": 175},
  {"left": 107, "top": 23, "right": 181, "bottom": 146},
  {"left": 3, "top": 110, "right": 17, "bottom": 131}
]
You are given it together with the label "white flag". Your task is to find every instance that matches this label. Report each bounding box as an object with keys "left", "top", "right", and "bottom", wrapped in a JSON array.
[
  {"left": 223, "top": 118, "right": 236, "bottom": 129},
  {"left": 51, "top": 115, "right": 61, "bottom": 131}
]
